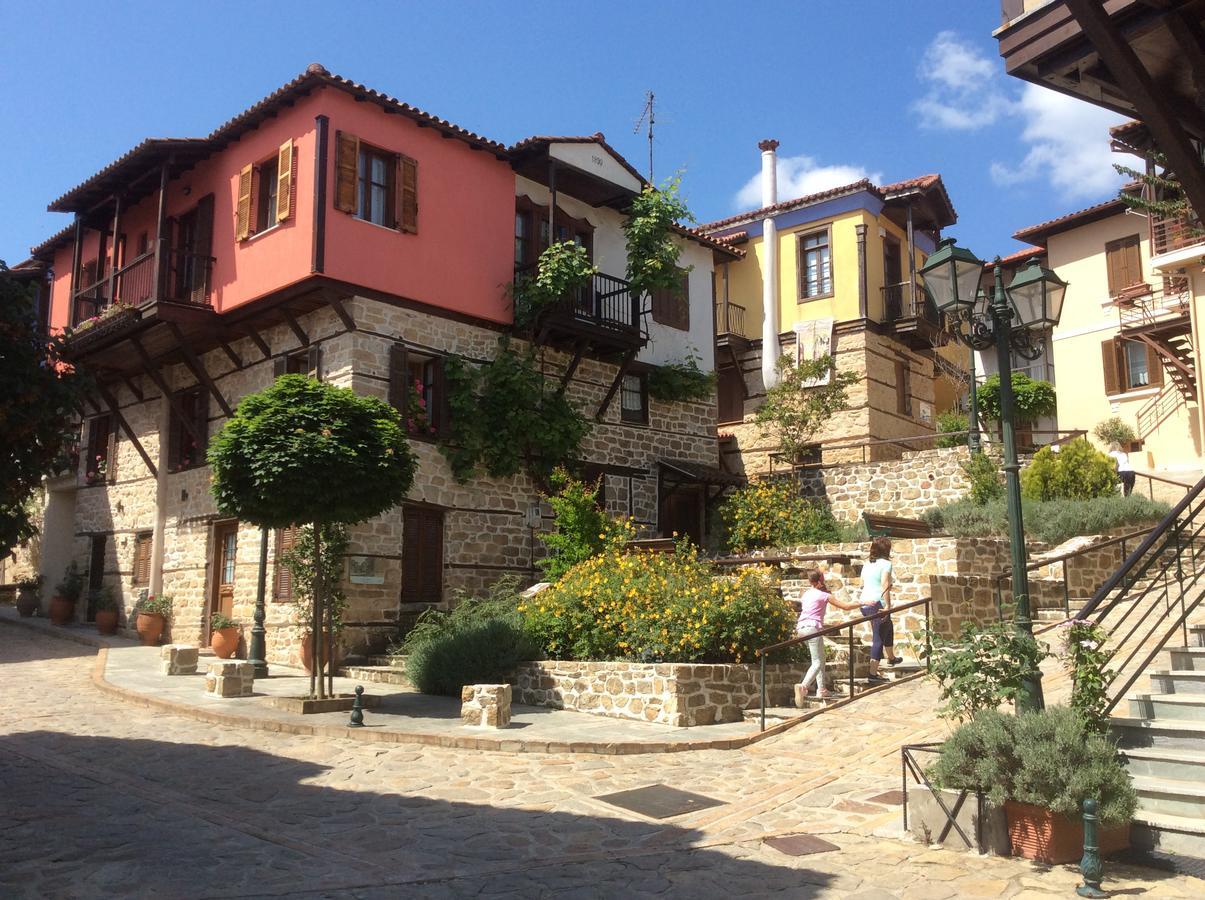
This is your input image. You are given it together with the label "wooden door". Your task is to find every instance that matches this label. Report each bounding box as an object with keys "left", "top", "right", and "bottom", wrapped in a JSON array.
[
  {"left": 402, "top": 505, "right": 444, "bottom": 605},
  {"left": 661, "top": 485, "right": 704, "bottom": 548},
  {"left": 209, "top": 521, "right": 238, "bottom": 636}
]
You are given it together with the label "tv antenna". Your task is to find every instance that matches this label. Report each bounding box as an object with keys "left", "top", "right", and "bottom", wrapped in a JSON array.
[{"left": 634, "top": 90, "right": 655, "bottom": 183}]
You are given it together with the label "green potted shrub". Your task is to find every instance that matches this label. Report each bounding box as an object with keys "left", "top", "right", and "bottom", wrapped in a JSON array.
[
  {"left": 1093, "top": 416, "right": 1139, "bottom": 453},
  {"left": 930, "top": 707, "right": 1136, "bottom": 863},
  {"left": 136, "top": 593, "right": 172, "bottom": 646},
  {"left": 49, "top": 562, "right": 84, "bottom": 626},
  {"left": 92, "top": 586, "right": 119, "bottom": 635},
  {"left": 209, "top": 612, "right": 241, "bottom": 659},
  {"left": 15, "top": 574, "right": 41, "bottom": 618}
]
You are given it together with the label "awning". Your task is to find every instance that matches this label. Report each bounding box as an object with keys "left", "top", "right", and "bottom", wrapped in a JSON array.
[{"left": 658, "top": 459, "right": 745, "bottom": 488}]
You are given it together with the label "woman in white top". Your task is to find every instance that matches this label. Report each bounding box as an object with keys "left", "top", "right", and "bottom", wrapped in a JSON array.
[
  {"left": 1108, "top": 442, "right": 1136, "bottom": 497},
  {"left": 860, "top": 536, "right": 900, "bottom": 682}
]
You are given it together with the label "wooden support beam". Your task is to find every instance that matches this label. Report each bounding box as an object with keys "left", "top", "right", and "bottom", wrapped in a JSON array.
[
  {"left": 281, "top": 308, "right": 309, "bottom": 347},
  {"left": 242, "top": 326, "right": 272, "bottom": 360},
  {"left": 122, "top": 376, "right": 144, "bottom": 402},
  {"left": 94, "top": 380, "right": 158, "bottom": 479},
  {"left": 167, "top": 322, "right": 233, "bottom": 418},
  {"left": 595, "top": 349, "right": 637, "bottom": 422},
  {"left": 130, "top": 336, "right": 206, "bottom": 447},
  {"left": 558, "top": 341, "right": 586, "bottom": 394},
  {"left": 1166, "top": 9, "right": 1205, "bottom": 108},
  {"left": 218, "top": 339, "right": 243, "bottom": 369},
  {"left": 725, "top": 344, "right": 749, "bottom": 398},
  {"left": 1065, "top": 0, "right": 1205, "bottom": 222},
  {"left": 329, "top": 296, "right": 356, "bottom": 332}
]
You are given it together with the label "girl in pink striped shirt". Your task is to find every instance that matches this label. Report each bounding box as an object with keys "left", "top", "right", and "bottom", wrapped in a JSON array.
[{"left": 796, "top": 569, "right": 860, "bottom": 699}]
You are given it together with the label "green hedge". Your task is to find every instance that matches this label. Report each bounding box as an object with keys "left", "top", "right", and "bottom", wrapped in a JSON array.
[{"left": 922, "top": 494, "right": 1169, "bottom": 544}]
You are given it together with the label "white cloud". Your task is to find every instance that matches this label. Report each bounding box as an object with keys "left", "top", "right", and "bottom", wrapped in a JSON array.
[
  {"left": 988, "top": 84, "right": 1128, "bottom": 200},
  {"left": 734, "top": 155, "right": 882, "bottom": 210},
  {"left": 913, "top": 31, "right": 1014, "bottom": 131}
]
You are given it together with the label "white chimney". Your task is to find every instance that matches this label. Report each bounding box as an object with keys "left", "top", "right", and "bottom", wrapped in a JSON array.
[{"left": 758, "top": 139, "right": 782, "bottom": 389}]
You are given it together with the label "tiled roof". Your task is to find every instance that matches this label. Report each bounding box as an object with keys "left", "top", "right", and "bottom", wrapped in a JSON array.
[
  {"left": 984, "top": 246, "right": 1045, "bottom": 268},
  {"left": 508, "top": 131, "right": 649, "bottom": 191},
  {"left": 881, "top": 173, "right": 958, "bottom": 224},
  {"left": 699, "top": 179, "right": 875, "bottom": 232},
  {"left": 29, "top": 222, "right": 77, "bottom": 260},
  {"left": 1012, "top": 188, "right": 1139, "bottom": 243},
  {"left": 670, "top": 223, "right": 744, "bottom": 258}
]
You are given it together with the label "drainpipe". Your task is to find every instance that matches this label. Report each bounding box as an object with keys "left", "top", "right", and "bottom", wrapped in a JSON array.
[{"left": 759, "top": 139, "right": 781, "bottom": 389}]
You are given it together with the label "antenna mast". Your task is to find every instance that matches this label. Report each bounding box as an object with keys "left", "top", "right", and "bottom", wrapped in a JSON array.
[{"left": 634, "top": 90, "right": 655, "bottom": 183}]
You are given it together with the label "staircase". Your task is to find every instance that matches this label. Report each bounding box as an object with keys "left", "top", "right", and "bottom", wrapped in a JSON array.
[{"left": 1116, "top": 279, "right": 1196, "bottom": 404}]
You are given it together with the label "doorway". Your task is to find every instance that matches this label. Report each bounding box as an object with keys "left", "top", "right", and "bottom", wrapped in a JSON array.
[
  {"left": 208, "top": 521, "right": 238, "bottom": 639},
  {"left": 85, "top": 535, "right": 105, "bottom": 622},
  {"left": 660, "top": 484, "right": 704, "bottom": 548}
]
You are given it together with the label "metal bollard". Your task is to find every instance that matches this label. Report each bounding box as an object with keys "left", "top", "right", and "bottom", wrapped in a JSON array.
[
  {"left": 348, "top": 684, "right": 366, "bottom": 728},
  {"left": 1076, "top": 797, "right": 1106, "bottom": 898}
]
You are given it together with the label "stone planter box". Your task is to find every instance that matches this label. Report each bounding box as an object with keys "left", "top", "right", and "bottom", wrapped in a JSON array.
[
  {"left": 511, "top": 660, "right": 816, "bottom": 727},
  {"left": 266, "top": 693, "right": 381, "bottom": 715},
  {"left": 906, "top": 787, "right": 1010, "bottom": 855}
]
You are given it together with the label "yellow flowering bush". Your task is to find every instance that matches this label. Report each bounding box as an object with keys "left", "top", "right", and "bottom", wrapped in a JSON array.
[
  {"left": 720, "top": 478, "right": 842, "bottom": 552},
  {"left": 520, "top": 543, "right": 796, "bottom": 663}
]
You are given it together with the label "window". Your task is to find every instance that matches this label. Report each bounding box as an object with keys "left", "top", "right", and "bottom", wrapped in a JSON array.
[
  {"left": 236, "top": 140, "right": 293, "bottom": 240},
  {"left": 1105, "top": 234, "right": 1143, "bottom": 297},
  {"left": 85, "top": 414, "right": 114, "bottom": 484},
  {"left": 895, "top": 360, "right": 913, "bottom": 417},
  {"left": 717, "top": 366, "right": 745, "bottom": 423},
  {"left": 168, "top": 387, "right": 208, "bottom": 472},
  {"left": 132, "top": 532, "right": 152, "bottom": 586},
  {"left": 402, "top": 505, "right": 444, "bottom": 604},
  {"left": 620, "top": 373, "right": 648, "bottom": 424},
  {"left": 255, "top": 157, "right": 279, "bottom": 233},
  {"left": 334, "top": 132, "right": 417, "bottom": 232},
  {"left": 273, "top": 525, "right": 298, "bottom": 601},
  {"left": 274, "top": 346, "right": 322, "bottom": 381},
  {"left": 389, "top": 344, "right": 446, "bottom": 439},
  {"left": 798, "top": 228, "right": 833, "bottom": 299},
  {"left": 358, "top": 144, "right": 395, "bottom": 227},
  {"left": 513, "top": 198, "right": 591, "bottom": 271},
  {"left": 1102, "top": 337, "right": 1163, "bottom": 394},
  {"left": 515, "top": 211, "right": 531, "bottom": 268},
  {"left": 651, "top": 268, "right": 690, "bottom": 330}
]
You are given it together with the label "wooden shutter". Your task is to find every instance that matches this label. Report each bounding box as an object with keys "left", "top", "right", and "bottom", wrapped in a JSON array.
[
  {"left": 273, "top": 356, "right": 287, "bottom": 378},
  {"left": 895, "top": 360, "right": 908, "bottom": 414},
  {"left": 236, "top": 164, "right": 254, "bottom": 241},
  {"left": 717, "top": 367, "right": 744, "bottom": 422},
  {"left": 307, "top": 344, "right": 323, "bottom": 381},
  {"left": 399, "top": 155, "right": 418, "bottom": 233},
  {"left": 388, "top": 343, "right": 409, "bottom": 412},
  {"left": 432, "top": 357, "right": 449, "bottom": 437},
  {"left": 193, "top": 389, "right": 210, "bottom": 458},
  {"left": 276, "top": 139, "right": 294, "bottom": 223},
  {"left": 402, "top": 506, "right": 444, "bottom": 604},
  {"left": 1101, "top": 338, "right": 1121, "bottom": 394},
  {"left": 191, "top": 194, "right": 215, "bottom": 304},
  {"left": 1105, "top": 235, "right": 1141, "bottom": 296},
  {"left": 1146, "top": 342, "right": 1165, "bottom": 387},
  {"left": 106, "top": 426, "right": 118, "bottom": 484},
  {"left": 334, "top": 131, "right": 359, "bottom": 213},
  {"left": 133, "top": 533, "right": 152, "bottom": 585},
  {"left": 274, "top": 525, "right": 298, "bottom": 600},
  {"left": 678, "top": 270, "right": 690, "bottom": 330}
]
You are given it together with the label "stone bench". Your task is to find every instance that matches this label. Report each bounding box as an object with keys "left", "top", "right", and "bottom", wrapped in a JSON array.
[
  {"left": 160, "top": 644, "right": 199, "bottom": 676},
  {"left": 205, "top": 660, "right": 254, "bottom": 698},
  {"left": 461, "top": 683, "right": 511, "bottom": 728}
]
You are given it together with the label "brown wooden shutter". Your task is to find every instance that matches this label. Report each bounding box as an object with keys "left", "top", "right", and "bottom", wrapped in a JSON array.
[
  {"left": 194, "top": 390, "right": 209, "bottom": 457},
  {"left": 895, "top": 360, "right": 908, "bottom": 414},
  {"left": 432, "top": 357, "right": 450, "bottom": 437},
  {"left": 399, "top": 155, "right": 418, "bottom": 233},
  {"left": 236, "top": 164, "right": 254, "bottom": 241},
  {"left": 678, "top": 270, "right": 691, "bottom": 330},
  {"left": 307, "top": 344, "right": 323, "bottom": 381},
  {"left": 718, "top": 367, "right": 744, "bottom": 422},
  {"left": 276, "top": 139, "right": 294, "bottom": 223},
  {"left": 274, "top": 525, "right": 298, "bottom": 600},
  {"left": 1105, "top": 235, "right": 1141, "bottom": 296},
  {"left": 191, "top": 194, "right": 215, "bottom": 304},
  {"left": 402, "top": 506, "right": 444, "bottom": 604},
  {"left": 388, "top": 343, "right": 409, "bottom": 412},
  {"left": 420, "top": 508, "right": 443, "bottom": 602},
  {"left": 402, "top": 506, "right": 422, "bottom": 600},
  {"left": 1146, "top": 342, "right": 1165, "bottom": 387},
  {"left": 334, "top": 131, "right": 359, "bottom": 213},
  {"left": 106, "top": 425, "right": 118, "bottom": 484},
  {"left": 133, "top": 533, "right": 152, "bottom": 585},
  {"left": 1101, "top": 338, "right": 1121, "bottom": 394}
]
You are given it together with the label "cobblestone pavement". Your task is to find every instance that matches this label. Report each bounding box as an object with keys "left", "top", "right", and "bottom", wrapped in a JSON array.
[{"left": 1, "top": 628, "right": 1200, "bottom": 899}]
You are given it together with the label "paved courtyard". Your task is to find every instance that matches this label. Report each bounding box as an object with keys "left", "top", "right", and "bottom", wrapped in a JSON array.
[{"left": 1, "top": 624, "right": 1201, "bottom": 899}]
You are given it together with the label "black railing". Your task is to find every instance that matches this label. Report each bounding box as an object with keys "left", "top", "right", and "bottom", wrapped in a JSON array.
[
  {"left": 1074, "top": 473, "right": 1205, "bottom": 715},
  {"left": 715, "top": 302, "right": 746, "bottom": 337},
  {"left": 901, "top": 742, "right": 985, "bottom": 850}
]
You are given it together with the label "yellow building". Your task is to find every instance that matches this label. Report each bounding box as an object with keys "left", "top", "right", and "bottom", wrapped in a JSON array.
[{"left": 703, "top": 141, "right": 958, "bottom": 473}]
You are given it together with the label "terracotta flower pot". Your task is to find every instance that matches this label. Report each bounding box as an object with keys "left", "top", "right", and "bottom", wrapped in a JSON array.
[
  {"left": 1004, "top": 800, "right": 1129, "bottom": 864},
  {"left": 210, "top": 626, "right": 240, "bottom": 659},
  {"left": 301, "top": 631, "right": 340, "bottom": 674},
  {"left": 95, "top": 609, "right": 119, "bottom": 636},
  {"left": 136, "top": 611, "right": 166, "bottom": 646},
  {"left": 16, "top": 588, "right": 39, "bottom": 618},
  {"left": 48, "top": 595, "right": 76, "bottom": 626}
]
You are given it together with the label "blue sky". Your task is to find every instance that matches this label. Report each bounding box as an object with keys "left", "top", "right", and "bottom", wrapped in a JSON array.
[{"left": 0, "top": 0, "right": 1128, "bottom": 265}]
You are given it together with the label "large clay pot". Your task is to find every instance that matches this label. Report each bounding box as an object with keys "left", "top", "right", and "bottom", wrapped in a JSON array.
[
  {"left": 16, "top": 588, "right": 39, "bottom": 618},
  {"left": 210, "top": 626, "right": 240, "bottom": 659},
  {"left": 136, "top": 611, "right": 166, "bottom": 646},
  {"left": 48, "top": 595, "right": 76, "bottom": 626},
  {"left": 95, "top": 609, "right": 119, "bottom": 636},
  {"left": 1004, "top": 801, "right": 1129, "bottom": 864},
  {"left": 301, "top": 631, "right": 340, "bottom": 674}
]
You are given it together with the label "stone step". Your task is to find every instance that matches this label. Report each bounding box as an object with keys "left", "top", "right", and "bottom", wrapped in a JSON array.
[
  {"left": 1132, "top": 774, "right": 1205, "bottom": 819},
  {"left": 1169, "top": 647, "right": 1205, "bottom": 672},
  {"left": 1150, "top": 669, "right": 1205, "bottom": 695},
  {"left": 1035, "top": 609, "right": 1068, "bottom": 623},
  {"left": 1131, "top": 809, "right": 1205, "bottom": 862},
  {"left": 1123, "top": 746, "right": 1205, "bottom": 781},
  {"left": 367, "top": 654, "right": 401, "bottom": 667},
  {"left": 338, "top": 665, "right": 409, "bottom": 686},
  {"left": 1111, "top": 715, "right": 1205, "bottom": 750},
  {"left": 1128, "top": 693, "right": 1205, "bottom": 722},
  {"left": 743, "top": 706, "right": 808, "bottom": 725}
]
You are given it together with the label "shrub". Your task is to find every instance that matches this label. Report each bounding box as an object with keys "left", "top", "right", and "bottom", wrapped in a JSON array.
[
  {"left": 646, "top": 354, "right": 716, "bottom": 403},
  {"left": 719, "top": 479, "right": 843, "bottom": 552},
  {"left": 283, "top": 523, "right": 350, "bottom": 634},
  {"left": 922, "top": 494, "right": 1169, "bottom": 544},
  {"left": 929, "top": 706, "right": 1137, "bottom": 826},
  {"left": 1093, "top": 416, "right": 1137, "bottom": 448},
  {"left": 935, "top": 411, "right": 969, "bottom": 449},
  {"left": 1061, "top": 619, "right": 1113, "bottom": 734},
  {"left": 976, "top": 373, "right": 1057, "bottom": 423},
  {"left": 928, "top": 621, "right": 1050, "bottom": 720},
  {"left": 521, "top": 543, "right": 795, "bottom": 663},
  {"left": 401, "top": 576, "right": 542, "bottom": 696},
  {"left": 210, "top": 612, "right": 238, "bottom": 630},
  {"left": 91, "top": 586, "right": 118, "bottom": 612},
  {"left": 55, "top": 561, "right": 85, "bottom": 603},
  {"left": 754, "top": 354, "right": 858, "bottom": 462},
  {"left": 1021, "top": 438, "right": 1118, "bottom": 501},
  {"left": 961, "top": 452, "right": 1003, "bottom": 505},
  {"left": 537, "top": 469, "right": 634, "bottom": 582}
]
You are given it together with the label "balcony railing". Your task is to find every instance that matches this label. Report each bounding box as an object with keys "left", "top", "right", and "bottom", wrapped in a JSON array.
[
  {"left": 1113, "top": 277, "right": 1191, "bottom": 331},
  {"left": 1151, "top": 210, "right": 1205, "bottom": 257},
  {"left": 882, "top": 280, "right": 939, "bottom": 326},
  {"left": 715, "top": 301, "right": 746, "bottom": 337},
  {"left": 70, "top": 247, "right": 214, "bottom": 327}
]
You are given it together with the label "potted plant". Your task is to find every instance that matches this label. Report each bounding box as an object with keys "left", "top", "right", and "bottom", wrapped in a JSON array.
[
  {"left": 209, "top": 612, "right": 241, "bottom": 659},
  {"left": 15, "top": 575, "right": 41, "bottom": 618},
  {"left": 48, "top": 562, "right": 85, "bottom": 626},
  {"left": 930, "top": 707, "right": 1136, "bottom": 864},
  {"left": 136, "top": 593, "right": 172, "bottom": 646},
  {"left": 92, "top": 586, "right": 119, "bottom": 635}
]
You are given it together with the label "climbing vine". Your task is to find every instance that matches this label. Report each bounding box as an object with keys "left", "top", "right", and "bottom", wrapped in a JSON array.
[
  {"left": 623, "top": 175, "right": 695, "bottom": 303},
  {"left": 646, "top": 353, "right": 715, "bottom": 403},
  {"left": 440, "top": 339, "right": 590, "bottom": 483},
  {"left": 512, "top": 241, "right": 597, "bottom": 328}
]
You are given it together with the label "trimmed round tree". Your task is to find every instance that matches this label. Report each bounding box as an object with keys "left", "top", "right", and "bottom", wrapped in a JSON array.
[{"left": 208, "top": 375, "right": 416, "bottom": 696}]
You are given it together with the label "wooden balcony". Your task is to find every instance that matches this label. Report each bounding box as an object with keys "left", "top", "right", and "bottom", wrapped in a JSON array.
[
  {"left": 522, "top": 269, "right": 645, "bottom": 353},
  {"left": 71, "top": 248, "right": 214, "bottom": 327},
  {"left": 1151, "top": 211, "right": 1205, "bottom": 258},
  {"left": 882, "top": 280, "right": 943, "bottom": 350},
  {"left": 714, "top": 301, "right": 750, "bottom": 354}
]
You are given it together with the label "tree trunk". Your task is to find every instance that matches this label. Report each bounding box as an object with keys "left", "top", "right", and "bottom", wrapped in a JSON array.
[{"left": 313, "top": 520, "right": 325, "bottom": 700}]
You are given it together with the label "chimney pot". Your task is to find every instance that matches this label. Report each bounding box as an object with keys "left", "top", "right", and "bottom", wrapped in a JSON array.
[{"left": 757, "top": 139, "right": 780, "bottom": 152}]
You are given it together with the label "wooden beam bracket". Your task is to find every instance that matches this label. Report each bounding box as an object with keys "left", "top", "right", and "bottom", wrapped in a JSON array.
[
  {"left": 168, "top": 322, "right": 233, "bottom": 418},
  {"left": 330, "top": 296, "right": 357, "bottom": 332},
  {"left": 131, "top": 336, "right": 206, "bottom": 447},
  {"left": 94, "top": 381, "right": 158, "bottom": 479},
  {"left": 595, "top": 349, "right": 638, "bottom": 422},
  {"left": 281, "top": 308, "right": 309, "bottom": 347}
]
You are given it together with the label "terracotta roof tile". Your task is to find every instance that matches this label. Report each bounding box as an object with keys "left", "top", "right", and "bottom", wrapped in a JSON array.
[
  {"left": 985, "top": 246, "right": 1044, "bottom": 268},
  {"left": 1012, "top": 186, "right": 1139, "bottom": 243},
  {"left": 699, "top": 179, "right": 876, "bottom": 232}
]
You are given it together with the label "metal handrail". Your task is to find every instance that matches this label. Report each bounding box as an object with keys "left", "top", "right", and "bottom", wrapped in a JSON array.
[
  {"left": 901, "top": 743, "right": 983, "bottom": 851},
  {"left": 711, "top": 551, "right": 857, "bottom": 568},
  {"left": 1132, "top": 470, "right": 1196, "bottom": 500},
  {"left": 753, "top": 596, "right": 932, "bottom": 731}
]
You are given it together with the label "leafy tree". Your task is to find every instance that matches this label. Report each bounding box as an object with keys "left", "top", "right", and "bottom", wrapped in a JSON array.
[
  {"left": 961, "top": 452, "right": 1004, "bottom": 505},
  {"left": 976, "top": 373, "right": 1056, "bottom": 423},
  {"left": 935, "top": 410, "right": 969, "bottom": 449},
  {"left": 537, "top": 469, "right": 631, "bottom": 582},
  {"left": 754, "top": 354, "right": 858, "bottom": 462},
  {"left": 623, "top": 175, "right": 694, "bottom": 303},
  {"left": 208, "top": 374, "right": 416, "bottom": 697},
  {"left": 646, "top": 353, "right": 716, "bottom": 403},
  {"left": 1114, "top": 154, "right": 1200, "bottom": 231},
  {"left": 1093, "top": 416, "right": 1137, "bottom": 448},
  {"left": 0, "top": 263, "right": 81, "bottom": 554}
]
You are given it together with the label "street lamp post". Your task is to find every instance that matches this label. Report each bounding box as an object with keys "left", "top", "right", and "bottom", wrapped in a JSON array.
[{"left": 921, "top": 239, "right": 1067, "bottom": 714}]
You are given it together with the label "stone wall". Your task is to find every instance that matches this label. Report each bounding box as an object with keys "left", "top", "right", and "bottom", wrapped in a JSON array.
[
  {"left": 512, "top": 659, "right": 811, "bottom": 727},
  {"left": 794, "top": 446, "right": 970, "bottom": 522}
]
